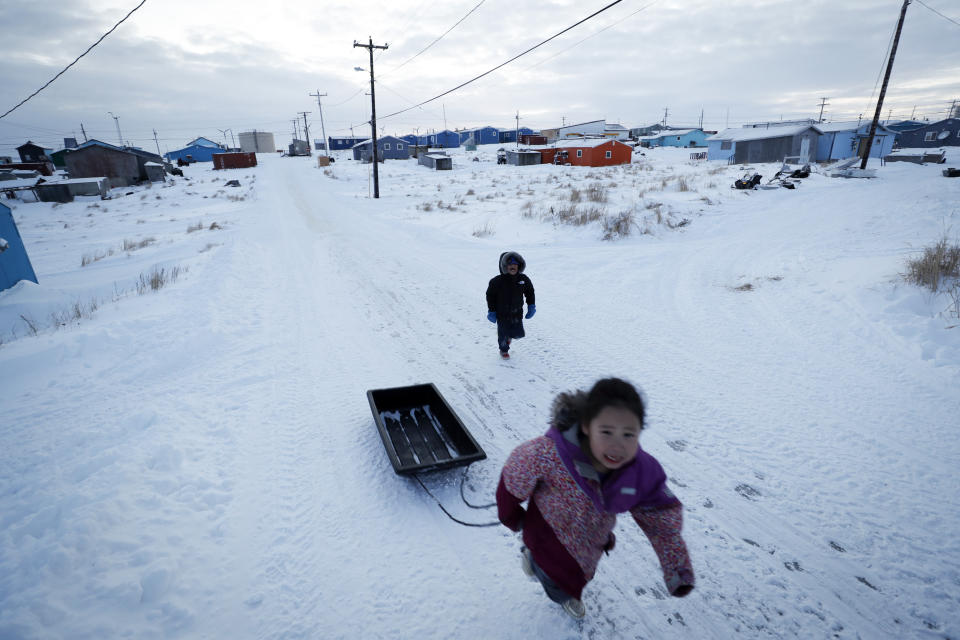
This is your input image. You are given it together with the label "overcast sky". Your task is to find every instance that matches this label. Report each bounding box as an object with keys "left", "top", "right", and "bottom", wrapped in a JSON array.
[{"left": 1, "top": 0, "right": 958, "bottom": 156}]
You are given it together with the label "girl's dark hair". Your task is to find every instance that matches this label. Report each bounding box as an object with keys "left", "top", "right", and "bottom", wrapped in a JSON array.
[{"left": 580, "top": 377, "right": 645, "bottom": 429}]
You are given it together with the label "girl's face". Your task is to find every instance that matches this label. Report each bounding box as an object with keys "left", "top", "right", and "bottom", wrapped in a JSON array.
[{"left": 581, "top": 406, "right": 641, "bottom": 472}]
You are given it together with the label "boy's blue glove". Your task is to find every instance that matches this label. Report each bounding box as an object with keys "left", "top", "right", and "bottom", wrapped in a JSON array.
[
  {"left": 525, "top": 304, "right": 536, "bottom": 319},
  {"left": 487, "top": 311, "right": 497, "bottom": 323}
]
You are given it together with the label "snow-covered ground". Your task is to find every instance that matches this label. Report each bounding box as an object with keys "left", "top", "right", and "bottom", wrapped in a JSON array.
[{"left": 1, "top": 144, "right": 959, "bottom": 639}]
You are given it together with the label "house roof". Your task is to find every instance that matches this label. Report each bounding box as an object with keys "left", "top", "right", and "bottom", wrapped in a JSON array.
[
  {"left": 553, "top": 138, "right": 631, "bottom": 148},
  {"left": 707, "top": 125, "right": 822, "bottom": 142},
  {"left": 816, "top": 121, "right": 895, "bottom": 134},
  {"left": 187, "top": 137, "right": 222, "bottom": 148},
  {"left": 560, "top": 119, "right": 604, "bottom": 129},
  {"left": 655, "top": 129, "right": 702, "bottom": 137}
]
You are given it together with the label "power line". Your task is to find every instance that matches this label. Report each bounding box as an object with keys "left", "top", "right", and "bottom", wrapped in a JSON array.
[
  {"left": 525, "top": 0, "right": 658, "bottom": 71},
  {"left": 384, "top": 0, "right": 487, "bottom": 74},
  {"left": 0, "top": 0, "right": 148, "bottom": 120},
  {"left": 915, "top": 0, "right": 960, "bottom": 27},
  {"left": 376, "top": 0, "right": 629, "bottom": 123}
]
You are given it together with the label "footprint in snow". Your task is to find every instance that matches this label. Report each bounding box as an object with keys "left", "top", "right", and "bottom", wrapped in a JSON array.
[{"left": 735, "top": 483, "right": 762, "bottom": 500}]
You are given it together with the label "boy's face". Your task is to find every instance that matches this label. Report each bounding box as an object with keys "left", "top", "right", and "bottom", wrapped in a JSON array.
[
  {"left": 581, "top": 406, "right": 641, "bottom": 472},
  {"left": 506, "top": 262, "right": 519, "bottom": 274}
]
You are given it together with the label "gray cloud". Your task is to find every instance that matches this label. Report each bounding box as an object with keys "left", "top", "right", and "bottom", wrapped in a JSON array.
[{"left": 2, "top": 0, "right": 957, "bottom": 155}]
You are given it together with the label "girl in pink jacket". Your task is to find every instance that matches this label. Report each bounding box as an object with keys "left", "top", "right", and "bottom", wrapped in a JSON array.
[{"left": 497, "top": 377, "right": 694, "bottom": 619}]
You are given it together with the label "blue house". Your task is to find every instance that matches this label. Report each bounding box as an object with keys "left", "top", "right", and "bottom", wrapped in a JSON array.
[
  {"left": 894, "top": 118, "right": 960, "bottom": 148},
  {"left": 426, "top": 130, "right": 460, "bottom": 148},
  {"left": 462, "top": 126, "right": 500, "bottom": 145},
  {"left": 329, "top": 136, "right": 367, "bottom": 151},
  {"left": 648, "top": 128, "right": 709, "bottom": 148},
  {"left": 351, "top": 136, "right": 411, "bottom": 162},
  {"left": 815, "top": 122, "right": 896, "bottom": 161},
  {"left": 498, "top": 127, "right": 534, "bottom": 144},
  {"left": 165, "top": 137, "right": 226, "bottom": 163},
  {"left": 0, "top": 202, "right": 39, "bottom": 292}
]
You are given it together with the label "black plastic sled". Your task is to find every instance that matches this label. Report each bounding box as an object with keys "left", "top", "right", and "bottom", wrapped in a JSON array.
[{"left": 367, "top": 383, "right": 487, "bottom": 475}]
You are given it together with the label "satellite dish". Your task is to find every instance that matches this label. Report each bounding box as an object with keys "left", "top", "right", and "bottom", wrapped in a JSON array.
[{"left": 937, "top": 130, "right": 950, "bottom": 140}]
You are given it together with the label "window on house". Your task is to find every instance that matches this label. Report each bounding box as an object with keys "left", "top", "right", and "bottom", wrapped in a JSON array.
[
  {"left": 924, "top": 132, "right": 936, "bottom": 141},
  {"left": 577, "top": 149, "right": 583, "bottom": 158},
  {"left": 398, "top": 143, "right": 404, "bottom": 149},
  {"left": 605, "top": 150, "right": 612, "bottom": 158},
  {"left": 384, "top": 143, "right": 390, "bottom": 150},
  {"left": 721, "top": 141, "right": 732, "bottom": 150}
]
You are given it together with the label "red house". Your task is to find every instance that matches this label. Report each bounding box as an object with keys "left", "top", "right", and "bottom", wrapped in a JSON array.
[{"left": 537, "top": 139, "right": 633, "bottom": 167}]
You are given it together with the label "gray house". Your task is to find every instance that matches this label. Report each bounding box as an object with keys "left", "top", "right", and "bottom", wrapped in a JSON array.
[
  {"left": 706, "top": 124, "right": 821, "bottom": 164},
  {"left": 351, "top": 136, "right": 410, "bottom": 162},
  {"left": 65, "top": 140, "right": 164, "bottom": 188},
  {"left": 419, "top": 152, "right": 452, "bottom": 170}
]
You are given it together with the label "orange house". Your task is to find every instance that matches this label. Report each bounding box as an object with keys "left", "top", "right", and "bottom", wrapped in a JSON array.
[{"left": 537, "top": 139, "right": 633, "bottom": 167}]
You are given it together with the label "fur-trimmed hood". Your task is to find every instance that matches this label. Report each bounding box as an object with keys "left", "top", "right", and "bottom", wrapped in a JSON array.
[{"left": 498, "top": 251, "right": 526, "bottom": 274}]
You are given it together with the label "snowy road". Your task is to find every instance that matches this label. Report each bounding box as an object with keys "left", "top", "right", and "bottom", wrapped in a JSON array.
[{"left": 1, "top": 150, "right": 958, "bottom": 638}]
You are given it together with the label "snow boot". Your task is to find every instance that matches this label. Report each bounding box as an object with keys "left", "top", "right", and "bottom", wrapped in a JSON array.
[
  {"left": 562, "top": 598, "right": 586, "bottom": 619},
  {"left": 500, "top": 351, "right": 510, "bottom": 359},
  {"left": 521, "top": 547, "right": 535, "bottom": 580}
]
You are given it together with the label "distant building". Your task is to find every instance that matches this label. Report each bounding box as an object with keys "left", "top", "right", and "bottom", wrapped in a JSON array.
[
  {"left": 498, "top": 127, "right": 535, "bottom": 144},
  {"left": 351, "top": 136, "right": 410, "bottom": 162},
  {"left": 541, "top": 139, "right": 633, "bottom": 167},
  {"left": 65, "top": 140, "right": 161, "bottom": 188},
  {"left": 706, "top": 125, "right": 821, "bottom": 164},
  {"left": 629, "top": 124, "right": 665, "bottom": 138},
  {"left": 16, "top": 141, "right": 52, "bottom": 163},
  {"left": 815, "top": 121, "right": 896, "bottom": 161},
  {"left": 165, "top": 137, "right": 226, "bottom": 163},
  {"left": 603, "top": 124, "right": 630, "bottom": 140},
  {"left": 558, "top": 120, "right": 606, "bottom": 139},
  {"left": 641, "top": 128, "right": 709, "bottom": 148},
  {"left": 426, "top": 130, "right": 460, "bottom": 148},
  {"left": 238, "top": 130, "right": 276, "bottom": 153},
  {"left": 894, "top": 118, "right": 960, "bottom": 148}
]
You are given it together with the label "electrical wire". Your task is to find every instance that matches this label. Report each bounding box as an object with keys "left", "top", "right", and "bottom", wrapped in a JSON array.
[
  {"left": 915, "top": 0, "right": 960, "bottom": 27},
  {"left": 384, "top": 0, "right": 487, "bottom": 75},
  {"left": 374, "top": 0, "right": 629, "bottom": 123},
  {"left": 1, "top": 0, "right": 148, "bottom": 120},
  {"left": 525, "top": 0, "right": 657, "bottom": 71}
]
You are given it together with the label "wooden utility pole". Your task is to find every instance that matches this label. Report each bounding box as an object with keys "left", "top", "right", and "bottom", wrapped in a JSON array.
[
  {"left": 861, "top": 0, "right": 909, "bottom": 169},
  {"left": 310, "top": 90, "right": 329, "bottom": 154},
  {"left": 299, "top": 111, "right": 312, "bottom": 154},
  {"left": 153, "top": 129, "right": 162, "bottom": 159},
  {"left": 354, "top": 37, "right": 388, "bottom": 198},
  {"left": 817, "top": 97, "right": 830, "bottom": 123},
  {"left": 515, "top": 110, "right": 520, "bottom": 148}
]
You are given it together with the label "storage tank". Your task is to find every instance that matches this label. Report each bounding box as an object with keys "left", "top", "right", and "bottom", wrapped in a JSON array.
[{"left": 238, "top": 130, "right": 276, "bottom": 153}]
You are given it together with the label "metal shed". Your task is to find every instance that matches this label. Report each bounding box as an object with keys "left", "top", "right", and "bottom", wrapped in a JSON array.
[
  {"left": 419, "top": 153, "right": 452, "bottom": 170},
  {"left": 506, "top": 150, "right": 542, "bottom": 166}
]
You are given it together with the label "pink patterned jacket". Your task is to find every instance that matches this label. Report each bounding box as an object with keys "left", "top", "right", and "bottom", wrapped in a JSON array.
[{"left": 497, "top": 409, "right": 694, "bottom": 600}]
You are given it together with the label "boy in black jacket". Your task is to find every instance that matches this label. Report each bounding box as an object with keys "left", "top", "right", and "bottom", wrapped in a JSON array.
[{"left": 486, "top": 251, "right": 536, "bottom": 359}]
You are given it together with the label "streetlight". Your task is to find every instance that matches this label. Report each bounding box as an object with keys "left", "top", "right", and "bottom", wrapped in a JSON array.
[{"left": 108, "top": 111, "right": 123, "bottom": 146}]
